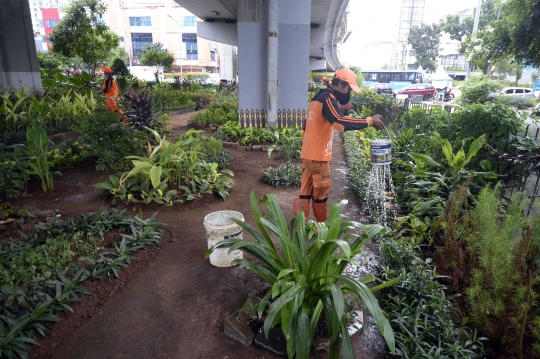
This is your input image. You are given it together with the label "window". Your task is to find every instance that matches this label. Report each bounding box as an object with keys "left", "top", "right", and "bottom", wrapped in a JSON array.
[
  {"left": 182, "top": 33, "right": 198, "bottom": 59},
  {"left": 131, "top": 33, "right": 153, "bottom": 59},
  {"left": 181, "top": 16, "right": 196, "bottom": 26},
  {"left": 525, "top": 89, "right": 532, "bottom": 93},
  {"left": 37, "top": 19, "right": 43, "bottom": 27},
  {"left": 409, "top": 49, "right": 416, "bottom": 56},
  {"left": 45, "top": 19, "right": 57, "bottom": 28},
  {"left": 504, "top": 89, "right": 513, "bottom": 94},
  {"left": 515, "top": 89, "right": 524, "bottom": 94},
  {"left": 210, "top": 50, "right": 216, "bottom": 61},
  {"left": 392, "top": 73, "right": 405, "bottom": 81},
  {"left": 370, "top": 73, "right": 378, "bottom": 81},
  {"left": 130, "top": 16, "right": 151, "bottom": 26}
]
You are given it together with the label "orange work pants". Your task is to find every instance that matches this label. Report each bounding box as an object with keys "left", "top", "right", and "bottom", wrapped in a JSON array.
[
  {"left": 299, "top": 160, "right": 331, "bottom": 201},
  {"left": 105, "top": 96, "right": 127, "bottom": 123}
]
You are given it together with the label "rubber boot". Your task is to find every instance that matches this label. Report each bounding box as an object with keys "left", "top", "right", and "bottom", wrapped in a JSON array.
[
  {"left": 293, "top": 198, "right": 310, "bottom": 219},
  {"left": 312, "top": 201, "right": 328, "bottom": 222}
]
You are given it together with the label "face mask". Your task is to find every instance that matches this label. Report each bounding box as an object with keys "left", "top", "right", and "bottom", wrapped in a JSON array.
[{"left": 334, "top": 90, "right": 350, "bottom": 105}]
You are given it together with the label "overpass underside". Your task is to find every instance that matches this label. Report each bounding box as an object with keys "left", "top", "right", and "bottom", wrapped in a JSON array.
[{"left": 177, "top": 0, "right": 348, "bottom": 128}]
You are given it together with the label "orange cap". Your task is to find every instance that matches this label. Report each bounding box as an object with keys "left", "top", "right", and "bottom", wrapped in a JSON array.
[
  {"left": 102, "top": 67, "right": 112, "bottom": 73},
  {"left": 334, "top": 68, "right": 360, "bottom": 93},
  {"left": 321, "top": 76, "right": 327, "bottom": 82}
]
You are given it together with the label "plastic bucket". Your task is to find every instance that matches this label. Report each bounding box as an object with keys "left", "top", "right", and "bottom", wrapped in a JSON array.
[
  {"left": 204, "top": 210, "right": 244, "bottom": 267},
  {"left": 370, "top": 139, "right": 392, "bottom": 165}
]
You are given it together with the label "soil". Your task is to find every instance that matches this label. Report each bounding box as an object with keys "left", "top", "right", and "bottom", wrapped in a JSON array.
[{"left": 3, "top": 111, "right": 389, "bottom": 359}]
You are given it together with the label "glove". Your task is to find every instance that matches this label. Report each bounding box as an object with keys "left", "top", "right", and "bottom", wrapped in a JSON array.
[
  {"left": 371, "top": 115, "right": 385, "bottom": 130},
  {"left": 109, "top": 96, "right": 116, "bottom": 101}
]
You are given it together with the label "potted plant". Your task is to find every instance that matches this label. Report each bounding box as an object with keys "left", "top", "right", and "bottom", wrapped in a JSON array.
[{"left": 206, "top": 191, "right": 399, "bottom": 358}]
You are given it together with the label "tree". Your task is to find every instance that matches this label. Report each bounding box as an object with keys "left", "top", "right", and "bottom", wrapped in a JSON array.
[
  {"left": 408, "top": 23, "right": 441, "bottom": 72},
  {"left": 107, "top": 46, "right": 130, "bottom": 67},
  {"left": 48, "top": 0, "right": 119, "bottom": 74},
  {"left": 382, "top": 63, "right": 391, "bottom": 70},
  {"left": 139, "top": 43, "right": 174, "bottom": 83},
  {"left": 472, "top": 0, "right": 540, "bottom": 69}
]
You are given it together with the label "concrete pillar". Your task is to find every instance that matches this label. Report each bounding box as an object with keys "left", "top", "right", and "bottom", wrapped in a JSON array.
[
  {"left": 0, "top": 0, "right": 42, "bottom": 93},
  {"left": 236, "top": 0, "right": 311, "bottom": 128},
  {"left": 237, "top": 0, "right": 267, "bottom": 128},
  {"left": 276, "top": 0, "right": 310, "bottom": 127}
]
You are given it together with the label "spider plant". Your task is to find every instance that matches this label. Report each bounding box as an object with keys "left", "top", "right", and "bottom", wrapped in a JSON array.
[{"left": 206, "top": 191, "right": 398, "bottom": 359}]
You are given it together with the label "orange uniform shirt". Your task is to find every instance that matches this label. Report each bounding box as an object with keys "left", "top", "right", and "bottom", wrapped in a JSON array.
[
  {"left": 102, "top": 77, "right": 119, "bottom": 97},
  {"left": 301, "top": 88, "right": 373, "bottom": 161}
]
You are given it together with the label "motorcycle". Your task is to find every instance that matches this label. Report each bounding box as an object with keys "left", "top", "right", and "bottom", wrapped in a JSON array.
[
  {"left": 533, "top": 102, "right": 540, "bottom": 116},
  {"left": 434, "top": 87, "right": 454, "bottom": 102}
]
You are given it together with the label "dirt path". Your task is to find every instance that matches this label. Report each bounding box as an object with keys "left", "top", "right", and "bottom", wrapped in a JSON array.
[{"left": 17, "top": 112, "right": 388, "bottom": 359}]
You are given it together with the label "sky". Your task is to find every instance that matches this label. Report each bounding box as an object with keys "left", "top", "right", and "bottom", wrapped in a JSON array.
[{"left": 340, "top": 0, "right": 482, "bottom": 68}]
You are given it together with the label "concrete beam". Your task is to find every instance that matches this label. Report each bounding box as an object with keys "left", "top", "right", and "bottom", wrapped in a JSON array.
[
  {"left": 197, "top": 22, "right": 238, "bottom": 46},
  {"left": 0, "top": 0, "right": 42, "bottom": 92}
]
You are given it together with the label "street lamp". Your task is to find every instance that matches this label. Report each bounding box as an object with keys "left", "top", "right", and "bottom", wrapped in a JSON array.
[{"left": 168, "top": 15, "right": 183, "bottom": 74}]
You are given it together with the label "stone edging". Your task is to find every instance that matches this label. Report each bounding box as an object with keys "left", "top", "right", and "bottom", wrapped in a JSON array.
[{"left": 222, "top": 142, "right": 279, "bottom": 152}]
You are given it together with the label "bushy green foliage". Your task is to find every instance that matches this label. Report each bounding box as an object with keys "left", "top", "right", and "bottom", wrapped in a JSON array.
[
  {"left": 95, "top": 129, "right": 235, "bottom": 205},
  {"left": 190, "top": 107, "right": 238, "bottom": 126},
  {"left": 148, "top": 83, "right": 195, "bottom": 112},
  {"left": 376, "top": 237, "right": 487, "bottom": 357},
  {"left": 215, "top": 121, "right": 243, "bottom": 142},
  {"left": 466, "top": 188, "right": 540, "bottom": 345},
  {"left": 459, "top": 76, "right": 503, "bottom": 104},
  {"left": 78, "top": 110, "right": 144, "bottom": 171},
  {"left": 0, "top": 208, "right": 164, "bottom": 358},
  {"left": 261, "top": 163, "right": 301, "bottom": 188},
  {"left": 190, "top": 93, "right": 214, "bottom": 109},
  {"left": 0, "top": 151, "right": 31, "bottom": 200},
  {"left": 110, "top": 57, "right": 129, "bottom": 77}
]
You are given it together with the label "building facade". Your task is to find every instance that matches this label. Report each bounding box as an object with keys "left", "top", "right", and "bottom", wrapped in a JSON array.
[{"left": 105, "top": 0, "right": 235, "bottom": 75}]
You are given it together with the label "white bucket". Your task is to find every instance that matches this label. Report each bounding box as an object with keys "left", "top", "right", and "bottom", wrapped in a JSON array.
[
  {"left": 370, "top": 139, "right": 392, "bottom": 165},
  {"left": 204, "top": 210, "right": 244, "bottom": 267}
]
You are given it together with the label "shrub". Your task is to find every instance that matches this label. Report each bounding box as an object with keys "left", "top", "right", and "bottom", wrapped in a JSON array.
[
  {"left": 376, "top": 237, "right": 487, "bottom": 357},
  {"left": 0, "top": 150, "right": 31, "bottom": 200},
  {"left": 190, "top": 92, "right": 213, "bottom": 109},
  {"left": 190, "top": 107, "right": 237, "bottom": 126},
  {"left": 459, "top": 76, "right": 503, "bottom": 104},
  {"left": 261, "top": 162, "right": 301, "bottom": 188},
  {"left": 78, "top": 110, "right": 144, "bottom": 171},
  {"left": 466, "top": 187, "right": 540, "bottom": 346},
  {"left": 147, "top": 83, "right": 195, "bottom": 112}
]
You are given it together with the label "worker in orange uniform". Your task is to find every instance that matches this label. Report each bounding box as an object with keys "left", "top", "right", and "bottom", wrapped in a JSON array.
[
  {"left": 321, "top": 76, "right": 331, "bottom": 88},
  {"left": 102, "top": 67, "right": 127, "bottom": 123},
  {"left": 294, "top": 68, "right": 385, "bottom": 222}
]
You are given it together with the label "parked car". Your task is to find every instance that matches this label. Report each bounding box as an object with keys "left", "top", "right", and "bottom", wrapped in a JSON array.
[
  {"left": 487, "top": 87, "right": 535, "bottom": 101},
  {"left": 367, "top": 83, "right": 395, "bottom": 96},
  {"left": 396, "top": 84, "right": 436, "bottom": 101}
]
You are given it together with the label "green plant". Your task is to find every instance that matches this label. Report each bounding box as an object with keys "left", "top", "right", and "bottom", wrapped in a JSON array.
[
  {"left": 148, "top": 83, "right": 195, "bottom": 112},
  {"left": 459, "top": 75, "right": 503, "bottom": 104},
  {"left": 215, "top": 121, "right": 243, "bottom": 142},
  {"left": 267, "top": 125, "right": 302, "bottom": 161},
  {"left": 0, "top": 88, "right": 28, "bottom": 130},
  {"left": 0, "top": 208, "right": 164, "bottom": 359},
  {"left": 261, "top": 163, "right": 302, "bottom": 188},
  {"left": 190, "top": 93, "right": 214, "bottom": 109},
  {"left": 466, "top": 188, "right": 540, "bottom": 345},
  {"left": 190, "top": 107, "right": 238, "bottom": 126},
  {"left": 78, "top": 110, "right": 144, "bottom": 171},
  {"left": 95, "top": 128, "right": 235, "bottom": 204},
  {"left": 206, "top": 192, "right": 398, "bottom": 359},
  {"left": 0, "top": 151, "right": 31, "bottom": 200},
  {"left": 13, "top": 122, "right": 57, "bottom": 191},
  {"left": 376, "top": 237, "right": 487, "bottom": 357}
]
